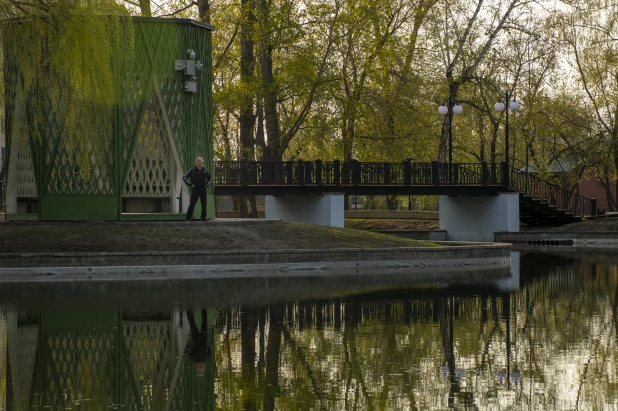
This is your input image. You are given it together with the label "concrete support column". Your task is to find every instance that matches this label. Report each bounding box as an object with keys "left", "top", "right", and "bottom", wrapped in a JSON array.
[
  {"left": 265, "top": 194, "right": 344, "bottom": 227},
  {"left": 439, "top": 193, "right": 519, "bottom": 242}
]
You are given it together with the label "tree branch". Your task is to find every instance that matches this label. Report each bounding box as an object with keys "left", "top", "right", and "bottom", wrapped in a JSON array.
[{"left": 159, "top": 1, "right": 197, "bottom": 17}]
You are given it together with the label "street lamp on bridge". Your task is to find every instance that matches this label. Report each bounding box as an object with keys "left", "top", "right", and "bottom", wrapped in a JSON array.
[
  {"left": 494, "top": 92, "right": 521, "bottom": 167},
  {"left": 438, "top": 99, "right": 463, "bottom": 166}
]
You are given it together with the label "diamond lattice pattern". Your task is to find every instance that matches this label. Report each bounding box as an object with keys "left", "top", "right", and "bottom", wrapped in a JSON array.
[
  {"left": 16, "top": 135, "right": 37, "bottom": 197},
  {"left": 17, "top": 325, "right": 39, "bottom": 406},
  {"left": 123, "top": 321, "right": 172, "bottom": 407},
  {"left": 45, "top": 139, "right": 114, "bottom": 195},
  {"left": 123, "top": 94, "right": 171, "bottom": 197},
  {"left": 42, "top": 333, "right": 115, "bottom": 407}
]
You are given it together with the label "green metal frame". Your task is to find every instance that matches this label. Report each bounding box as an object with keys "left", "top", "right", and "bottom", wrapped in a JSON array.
[
  {"left": 3, "top": 17, "right": 215, "bottom": 221},
  {"left": 14, "top": 309, "right": 215, "bottom": 410}
]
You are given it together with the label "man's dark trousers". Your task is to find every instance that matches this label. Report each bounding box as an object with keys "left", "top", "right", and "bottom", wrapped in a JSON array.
[{"left": 186, "top": 188, "right": 207, "bottom": 220}]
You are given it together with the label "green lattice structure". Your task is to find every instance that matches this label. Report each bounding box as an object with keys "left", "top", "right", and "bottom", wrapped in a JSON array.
[
  {"left": 3, "top": 17, "right": 215, "bottom": 221},
  {"left": 3, "top": 308, "right": 215, "bottom": 410}
]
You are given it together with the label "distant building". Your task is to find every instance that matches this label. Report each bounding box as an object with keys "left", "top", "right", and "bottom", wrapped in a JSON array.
[{"left": 523, "top": 158, "right": 616, "bottom": 214}]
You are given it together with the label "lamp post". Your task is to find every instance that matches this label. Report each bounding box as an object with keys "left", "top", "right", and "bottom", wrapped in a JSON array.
[
  {"left": 495, "top": 92, "right": 520, "bottom": 187},
  {"left": 494, "top": 91, "right": 521, "bottom": 167},
  {"left": 438, "top": 98, "right": 463, "bottom": 166}
]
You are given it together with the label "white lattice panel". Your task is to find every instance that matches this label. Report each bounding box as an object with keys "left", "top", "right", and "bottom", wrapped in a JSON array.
[
  {"left": 45, "top": 140, "right": 115, "bottom": 195},
  {"left": 123, "top": 95, "right": 172, "bottom": 197},
  {"left": 16, "top": 135, "right": 37, "bottom": 198}
]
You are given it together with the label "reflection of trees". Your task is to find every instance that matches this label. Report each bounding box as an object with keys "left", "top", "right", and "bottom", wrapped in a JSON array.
[
  {"left": 264, "top": 307, "right": 282, "bottom": 411},
  {"left": 210, "top": 259, "right": 618, "bottom": 410},
  {"left": 241, "top": 309, "right": 258, "bottom": 410}
]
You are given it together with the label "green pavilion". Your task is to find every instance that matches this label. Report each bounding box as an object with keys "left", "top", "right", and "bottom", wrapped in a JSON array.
[{"left": 3, "top": 17, "right": 215, "bottom": 221}]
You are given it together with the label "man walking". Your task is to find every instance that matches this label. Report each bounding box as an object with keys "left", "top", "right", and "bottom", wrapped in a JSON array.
[{"left": 184, "top": 156, "right": 212, "bottom": 221}]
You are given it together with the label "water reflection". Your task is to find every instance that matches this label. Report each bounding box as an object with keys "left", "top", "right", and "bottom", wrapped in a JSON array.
[{"left": 1, "top": 252, "right": 616, "bottom": 410}]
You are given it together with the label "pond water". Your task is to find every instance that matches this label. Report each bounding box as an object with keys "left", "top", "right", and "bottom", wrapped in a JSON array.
[{"left": 0, "top": 251, "right": 617, "bottom": 410}]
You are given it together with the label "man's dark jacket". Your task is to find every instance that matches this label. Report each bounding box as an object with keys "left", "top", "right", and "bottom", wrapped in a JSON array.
[{"left": 183, "top": 167, "right": 211, "bottom": 190}]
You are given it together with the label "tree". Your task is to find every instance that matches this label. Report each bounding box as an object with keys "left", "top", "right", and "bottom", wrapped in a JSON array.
[
  {"left": 561, "top": 0, "right": 618, "bottom": 209},
  {"left": 428, "top": 0, "right": 524, "bottom": 162},
  {"left": 1, "top": 0, "right": 134, "bottom": 177},
  {"left": 255, "top": 0, "right": 340, "bottom": 162}
]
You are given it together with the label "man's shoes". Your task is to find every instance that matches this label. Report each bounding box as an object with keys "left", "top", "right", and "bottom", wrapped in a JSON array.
[
  {"left": 200, "top": 218, "right": 206, "bottom": 221},
  {"left": 185, "top": 217, "right": 191, "bottom": 221}
]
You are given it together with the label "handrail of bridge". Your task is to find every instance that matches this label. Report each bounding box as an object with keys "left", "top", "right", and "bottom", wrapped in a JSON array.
[
  {"left": 213, "top": 160, "right": 509, "bottom": 187},
  {"left": 448, "top": 163, "right": 596, "bottom": 217},
  {"left": 506, "top": 166, "right": 596, "bottom": 217},
  {"left": 214, "top": 160, "right": 597, "bottom": 217}
]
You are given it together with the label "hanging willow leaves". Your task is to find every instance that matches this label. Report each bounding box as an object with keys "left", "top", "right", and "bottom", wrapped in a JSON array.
[{"left": 1, "top": 0, "right": 134, "bottom": 178}]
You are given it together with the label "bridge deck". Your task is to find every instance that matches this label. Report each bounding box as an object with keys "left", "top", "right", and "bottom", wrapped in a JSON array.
[{"left": 212, "top": 160, "right": 597, "bottom": 222}]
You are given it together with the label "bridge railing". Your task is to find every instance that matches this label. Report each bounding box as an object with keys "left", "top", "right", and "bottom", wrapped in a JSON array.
[
  {"left": 507, "top": 166, "right": 596, "bottom": 217},
  {"left": 214, "top": 160, "right": 512, "bottom": 187},
  {"left": 213, "top": 160, "right": 595, "bottom": 216}
]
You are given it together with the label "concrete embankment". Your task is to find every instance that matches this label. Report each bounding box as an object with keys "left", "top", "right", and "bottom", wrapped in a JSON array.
[
  {"left": 496, "top": 216, "right": 618, "bottom": 251},
  {"left": 0, "top": 242, "right": 511, "bottom": 282},
  {"left": 0, "top": 267, "right": 514, "bottom": 309},
  {"left": 495, "top": 231, "right": 618, "bottom": 251}
]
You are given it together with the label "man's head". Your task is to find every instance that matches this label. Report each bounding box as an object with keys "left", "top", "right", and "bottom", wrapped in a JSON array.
[
  {"left": 196, "top": 362, "right": 205, "bottom": 376},
  {"left": 195, "top": 156, "right": 204, "bottom": 169}
]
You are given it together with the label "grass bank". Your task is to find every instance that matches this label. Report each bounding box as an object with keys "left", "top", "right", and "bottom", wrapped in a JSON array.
[
  {"left": 345, "top": 218, "right": 439, "bottom": 231},
  {"left": 0, "top": 219, "right": 440, "bottom": 254}
]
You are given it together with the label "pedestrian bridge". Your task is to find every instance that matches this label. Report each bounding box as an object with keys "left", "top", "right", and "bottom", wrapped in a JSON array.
[{"left": 213, "top": 160, "right": 597, "bottom": 241}]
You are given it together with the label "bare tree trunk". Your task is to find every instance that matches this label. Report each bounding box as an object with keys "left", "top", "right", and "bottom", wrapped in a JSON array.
[
  {"left": 138, "top": 0, "right": 151, "bottom": 16},
  {"left": 386, "top": 195, "right": 398, "bottom": 210},
  {"left": 238, "top": 0, "right": 258, "bottom": 218},
  {"left": 478, "top": 113, "right": 485, "bottom": 162},
  {"left": 198, "top": 0, "right": 210, "bottom": 23},
  {"left": 255, "top": 100, "right": 265, "bottom": 159},
  {"left": 256, "top": 0, "right": 283, "bottom": 162},
  {"left": 239, "top": 0, "right": 256, "bottom": 160}
]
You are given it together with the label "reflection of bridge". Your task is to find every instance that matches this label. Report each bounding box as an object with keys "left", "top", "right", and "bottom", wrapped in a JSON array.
[
  {"left": 2, "top": 308, "right": 214, "bottom": 410},
  {"left": 214, "top": 160, "right": 597, "bottom": 238}
]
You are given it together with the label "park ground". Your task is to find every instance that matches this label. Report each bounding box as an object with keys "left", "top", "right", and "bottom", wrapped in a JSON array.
[
  {"left": 0, "top": 219, "right": 439, "bottom": 254},
  {"left": 0, "top": 215, "right": 616, "bottom": 254}
]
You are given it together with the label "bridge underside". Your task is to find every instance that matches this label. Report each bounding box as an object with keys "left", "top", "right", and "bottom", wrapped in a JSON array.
[
  {"left": 439, "top": 193, "right": 520, "bottom": 241},
  {"left": 261, "top": 191, "right": 521, "bottom": 242},
  {"left": 214, "top": 185, "right": 505, "bottom": 196}
]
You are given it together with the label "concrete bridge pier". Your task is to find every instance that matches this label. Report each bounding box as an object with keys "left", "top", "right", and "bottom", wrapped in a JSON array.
[
  {"left": 266, "top": 194, "right": 344, "bottom": 227},
  {"left": 439, "top": 193, "right": 519, "bottom": 242}
]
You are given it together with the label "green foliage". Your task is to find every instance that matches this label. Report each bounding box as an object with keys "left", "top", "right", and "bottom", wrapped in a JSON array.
[
  {"left": 4, "top": 0, "right": 618, "bottom": 197},
  {"left": 2, "top": 0, "right": 134, "bottom": 177}
]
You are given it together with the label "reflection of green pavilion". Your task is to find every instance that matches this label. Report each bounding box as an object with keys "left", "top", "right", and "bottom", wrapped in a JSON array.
[
  {"left": 2, "top": 308, "right": 214, "bottom": 410},
  {"left": 4, "top": 17, "right": 215, "bottom": 221}
]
